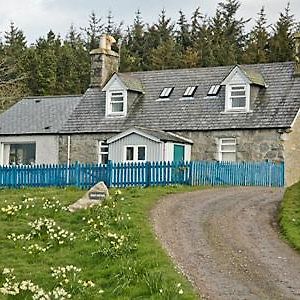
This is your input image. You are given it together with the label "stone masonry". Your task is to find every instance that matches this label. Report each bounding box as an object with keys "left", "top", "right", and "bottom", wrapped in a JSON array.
[
  {"left": 283, "top": 113, "right": 300, "bottom": 186},
  {"left": 174, "top": 129, "right": 284, "bottom": 162},
  {"left": 59, "top": 129, "right": 284, "bottom": 165}
]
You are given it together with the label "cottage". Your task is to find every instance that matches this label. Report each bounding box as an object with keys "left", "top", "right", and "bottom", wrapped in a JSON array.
[{"left": 0, "top": 34, "right": 300, "bottom": 186}]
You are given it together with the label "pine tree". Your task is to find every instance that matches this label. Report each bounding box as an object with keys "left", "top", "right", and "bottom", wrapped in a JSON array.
[
  {"left": 269, "top": 3, "right": 295, "bottom": 62},
  {"left": 145, "top": 9, "right": 177, "bottom": 69},
  {"left": 176, "top": 10, "right": 191, "bottom": 51},
  {"left": 81, "top": 11, "right": 104, "bottom": 51},
  {"left": 120, "top": 10, "right": 146, "bottom": 71},
  {"left": 244, "top": 7, "right": 270, "bottom": 63},
  {"left": 208, "top": 0, "right": 249, "bottom": 65}
]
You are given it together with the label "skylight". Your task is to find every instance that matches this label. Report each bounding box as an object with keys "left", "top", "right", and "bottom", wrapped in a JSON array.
[
  {"left": 159, "top": 87, "right": 174, "bottom": 98},
  {"left": 183, "top": 86, "right": 197, "bottom": 97},
  {"left": 207, "top": 85, "right": 221, "bottom": 96}
]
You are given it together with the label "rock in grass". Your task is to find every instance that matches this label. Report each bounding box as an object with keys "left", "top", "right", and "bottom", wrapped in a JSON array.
[{"left": 68, "top": 182, "right": 109, "bottom": 212}]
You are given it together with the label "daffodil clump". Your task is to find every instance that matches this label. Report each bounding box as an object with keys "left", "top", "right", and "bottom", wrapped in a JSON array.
[
  {"left": 1, "top": 266, "right": 100, "bottom": 299},
  {"left": 7, "top": 217, "right": 76, "bottom": 255},
  {"left": 82, "top": 190, "right": 138, "bottom": 257}
]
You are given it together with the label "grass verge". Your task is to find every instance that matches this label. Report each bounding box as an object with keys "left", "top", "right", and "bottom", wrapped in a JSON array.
[
  {"left": 0, "top": 185, "right": 201, "bottom": 299},
  {"left": 279, "top": 181, "right": 300, "bottom": 251}
]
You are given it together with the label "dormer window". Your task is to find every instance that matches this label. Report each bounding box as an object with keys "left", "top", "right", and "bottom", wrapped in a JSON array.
[
  {"left": 105, "top": 90, "right": 127, "bottom": 117},
  {"left": 110, "top": 91, "right": 124, "bottom": 113},
  {"left": 103, "top": 73, "right": 144, "bottom": 118},
  {"left": 229, "top": 85, "right": 247, "bottom": 109},
  {"left": 222, "top": 65, "right": 266, "bottom": 113}
]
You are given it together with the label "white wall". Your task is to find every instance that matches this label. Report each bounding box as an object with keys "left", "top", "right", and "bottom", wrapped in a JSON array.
[{"left": 0, "top": 135, "right": 59, "bottom": 165}]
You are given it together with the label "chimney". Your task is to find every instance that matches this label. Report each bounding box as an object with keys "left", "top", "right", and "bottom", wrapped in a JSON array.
[
  {"left": 294, "top": 32, "right": 300, "bottom": 77},
  {"left": 90, "top": 34, "right": 119, "bottom": 88}
]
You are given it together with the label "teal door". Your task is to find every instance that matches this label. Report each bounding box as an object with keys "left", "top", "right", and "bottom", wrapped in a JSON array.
[{"left": 174, "top": 145, "right": 185, "bottom": 162}]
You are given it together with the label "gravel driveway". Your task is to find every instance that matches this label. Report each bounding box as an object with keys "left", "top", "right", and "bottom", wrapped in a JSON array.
[{"left": 151, "top": 187, "right": 300, "bottom": 300}]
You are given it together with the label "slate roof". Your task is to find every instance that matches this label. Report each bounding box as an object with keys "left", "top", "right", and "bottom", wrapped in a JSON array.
[
  {"left": 133, "top": 127, "right": 193, "bottom": 144},
  {"left": 239, "top": 65, "right": 266, "bottom": 87},
  {"left": 108, "top": 127, "right": 193, "bottom": 144},
  {"left": 62, "top": 61, "right": 300, "bottom": 133},
  {"left": 0, "top": 95, "right": 81, "bottom": 135},
  {"left": 118, "top": 73, "right": 144, "bottom": 93}
]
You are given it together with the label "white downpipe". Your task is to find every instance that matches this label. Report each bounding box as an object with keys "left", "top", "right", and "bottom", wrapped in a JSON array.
[{"left": 67, "top": 136, "right": 71, "bottom": 184}]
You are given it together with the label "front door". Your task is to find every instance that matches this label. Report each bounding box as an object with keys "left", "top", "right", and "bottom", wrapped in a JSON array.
[{"left": 174, "top": 144, "right": 185, "bottom": 162}]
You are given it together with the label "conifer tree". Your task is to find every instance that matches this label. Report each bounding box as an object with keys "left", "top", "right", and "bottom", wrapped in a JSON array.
[
  {"left": 269, "top": 3, "right": 295, "bottom": 62},
  {"left": 120, "top": 10, "right": 146, "bottom": 71},
  {"left": 81, "top": 12, "right": 104, "bottom": 51},
  {"left": 244, "top": 7, "right": 269, "bottom": 63}
]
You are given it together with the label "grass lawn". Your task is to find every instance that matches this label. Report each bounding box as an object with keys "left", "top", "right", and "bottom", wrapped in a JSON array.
[
  {"left": 0, "top": 185, "right": 201, "bottom": 299},
  {"left": 279, "top": 181, "right": 300, "bottom": 251}
]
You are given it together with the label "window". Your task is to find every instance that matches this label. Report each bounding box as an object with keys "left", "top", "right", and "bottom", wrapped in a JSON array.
[
  {"left": 110, "top": 91, "right": 124, "bottom": 113},
  {"left": 225, "top": 84, "right": 250, "bottom": 112},
  {"left": 9, "top": 143, "right": 36, "bottom": 165},
  {"left": 126, "top": 146, "right": 134, "bottom": 161},
  {"left": 159, "top": 87, "right": 174, "bottom": 99},
  {"left": 207, "top": 85, "right": 221, "bottom": 96},
  {"left": 230, "top": 85, "right": 246, "bottom": 108},
  {"left": 183, "top": 86, "right": 197, "bottom": 97},
  {"left": 125, "top": 145, "right": 146, "bottom": 162},
  {"left": 219, "top": 138, "right": 236, "bottom": 162},
  {"left": 98, "top": 141, "right": 108, "bottom": 164}
]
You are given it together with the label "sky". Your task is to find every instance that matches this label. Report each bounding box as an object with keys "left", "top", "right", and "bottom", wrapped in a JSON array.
[{"left": 0, "top": 0, "right": 299, "bottom": 43}]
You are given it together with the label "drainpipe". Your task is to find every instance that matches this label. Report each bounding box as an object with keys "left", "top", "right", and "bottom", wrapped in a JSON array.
[
  {"left": 67, "top": 136, "right": 71, "bottom": 184},
  {"left": 67, "top": 136, "right": 71, "bottom": 167}
]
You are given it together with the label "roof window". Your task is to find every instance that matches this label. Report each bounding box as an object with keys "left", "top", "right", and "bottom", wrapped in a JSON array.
[
  {"left": 207, "top": 85, "right": 221, "bottom": 96},
  {"left": 183, "top": 86, "right": 197, "bottom": 97},
  {"left": 159, "top": 87, "right": 174, "bottom": 98}
]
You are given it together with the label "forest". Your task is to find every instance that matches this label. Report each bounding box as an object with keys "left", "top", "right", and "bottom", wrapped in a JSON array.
[{"left": 0, "top": 0, "right": 299, "bottom": 110}]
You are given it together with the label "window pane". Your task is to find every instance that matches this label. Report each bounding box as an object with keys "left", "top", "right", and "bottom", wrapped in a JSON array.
[
  {"left": 111, "top": 96, "right": 124, "bottom": 102},
  {"left": 221, "top": 144, "right": 236, "bottom": 152},
  {"left": 9, "top": 143, "right": 36, "bottom": 165},
  {"left": 231, "top": 90, "right": 245, "bottom": 96},
  {"left": 112, "top": 102, "right": 124, "bottom": 112},
  {"left": 231, "top": 86, "right": 245, "bottom": 90},
  {"left": 111, "top": 92, "right": 123, "bottom": 96},
  {"left": 222, "top": 152, "right": 236, "bottom": 162},
  {"left": 126, "top": 147, "right": 134, "bottom": 161},
  {"left": 231, "top": 97, "right": 246, "bottom": 108},
  {"left": 138, "top": 146, "right": 146, "bottom": 161}
]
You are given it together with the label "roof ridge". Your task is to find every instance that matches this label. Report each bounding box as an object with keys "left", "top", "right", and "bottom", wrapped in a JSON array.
[
  {"left": 122, "top": 61, "right": 295, "bottom": 76},
  {"left": 24, "top": 94, "right": 83, "bottom": 99}
]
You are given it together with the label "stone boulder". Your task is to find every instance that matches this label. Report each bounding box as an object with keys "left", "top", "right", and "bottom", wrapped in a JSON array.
[{"left": 68, "top": 181, "right": 109, "bottom": 212}]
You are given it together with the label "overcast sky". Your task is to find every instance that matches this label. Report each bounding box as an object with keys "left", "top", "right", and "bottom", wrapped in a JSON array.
[{"left": 0, "top": 0, "right": 299, "bottom": 43}]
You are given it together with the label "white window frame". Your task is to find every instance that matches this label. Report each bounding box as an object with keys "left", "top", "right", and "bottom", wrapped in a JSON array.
[
  {"left": 124, "top": 145, "right": 147, "bottom": 162},
  {"left": 218, "top": 138, "right": 236, "bottom": 162},
  {"left": 225, "top": 84, "right": 250, "bottom": 112},
  {"left": 98, "top": 141, "right": 109, "bottom": 164},
  {"left": 105, "top": 90, "right": 127, "bottom": 117}
]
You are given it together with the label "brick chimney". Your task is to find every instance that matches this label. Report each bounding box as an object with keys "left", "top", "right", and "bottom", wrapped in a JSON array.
[
  {"left": 294, "top": 32, "right": 300, "bottom": 77},
  {"left": 90, "top": 35, "right": 119, "bottom": 88}
]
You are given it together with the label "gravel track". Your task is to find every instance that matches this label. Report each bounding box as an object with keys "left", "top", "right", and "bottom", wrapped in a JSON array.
[{"left": 151, "top": 187, "right": 300, "bottom": 300}]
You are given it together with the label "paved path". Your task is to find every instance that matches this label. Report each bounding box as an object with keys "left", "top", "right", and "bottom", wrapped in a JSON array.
[{"left": 151, "top": 187, "right": 300, "bottom": 299}]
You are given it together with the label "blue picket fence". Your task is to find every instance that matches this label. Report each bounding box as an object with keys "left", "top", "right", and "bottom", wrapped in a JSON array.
[{"left": 0, "top": 160, "right": 285, "bottom": 189}]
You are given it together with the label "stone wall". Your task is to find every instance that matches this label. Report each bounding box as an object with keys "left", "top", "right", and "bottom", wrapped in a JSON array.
[
  {"left": 172, "top": 129, "right": 284, "bottom": 162},
  {"left": 59, "top": 129, "right": 284, "bottom": 165},
  {"left": 283, "top": 112, "right": 300, "bottom": 186},
  {"left": 59, "top": 134, "right": 114, "bottom": 164}
]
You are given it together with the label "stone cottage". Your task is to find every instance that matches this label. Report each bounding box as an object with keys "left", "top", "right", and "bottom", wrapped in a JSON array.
[{"left": 0, "top": 34, "right": 299, "bottom": 186}]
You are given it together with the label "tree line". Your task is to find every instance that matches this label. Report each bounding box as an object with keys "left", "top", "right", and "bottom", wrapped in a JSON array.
[{"left": 0, "top": 0, "right": 299, "bottom": 110}]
